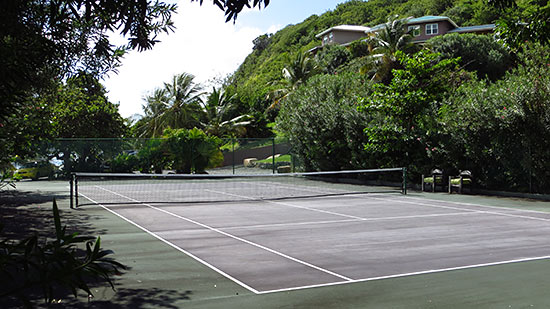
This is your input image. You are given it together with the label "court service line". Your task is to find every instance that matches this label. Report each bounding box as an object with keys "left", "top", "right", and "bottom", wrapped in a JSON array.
[
  {"left": 96, "top": 186, "right": 353, "bottom": 282},
  {"left": 77, "top": 192, "right": 260, "bottom": 294},
  {"left": 257, "top": 254, "right": 550, "bottom": 294},
  {"left": 374, "top": 196, "right": 550, "bottom": 224},
  {"left": 221, "top": 211, "right": 479, "bottom": 231},
  {"left": 206, "top": 189, "right": 366, "bottom": 220},
  {"left": 399, "top": 195, "right": 550, "bottom": 215},
  {"left": 254, "top": 181, "right": 344, "bottom": 195}
]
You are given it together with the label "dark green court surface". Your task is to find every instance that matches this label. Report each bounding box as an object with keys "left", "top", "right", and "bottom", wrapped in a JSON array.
[{"left": 4, "top": 180, "right": 550, "bottom": 308}]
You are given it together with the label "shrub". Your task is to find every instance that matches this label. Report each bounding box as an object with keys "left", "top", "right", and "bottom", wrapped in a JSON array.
[
  {"left": 276, "top": 73, "right": 373, "bottom": 171},
  {"left": 348, "top": 39, "right": 370, "bottom": 58},
  {"left": 441, "top": 43, "right": 550, "bottom": 193},
  {"left": 162, "top": 128, "right": 222, "bottom": 173},
  {"left": 138, "top": 139, "right": 168, "bottom": 173},
  {"left": 109, "top": 152, "right": 140, "bottom": 173},
  {"left": 315, "top": 44, "right": 352, "bottom": 74},
  {"left": 426, "top": 33, "right": 514, "bottom": 81}
]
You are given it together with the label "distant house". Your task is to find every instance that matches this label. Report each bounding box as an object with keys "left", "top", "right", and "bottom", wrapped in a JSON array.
[
  {"left": 383, "top": 15, "right": 495, "bottom": 43},
  {"left": 315, "top": 25, "right": 371, "bottom": 47},
  {"left": 313, "top": 16, "right": 495, "bottom": 51}
]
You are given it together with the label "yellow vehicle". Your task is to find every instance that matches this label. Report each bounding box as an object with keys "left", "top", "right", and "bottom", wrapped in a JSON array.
[{"left": 14, "top": 161, "right": 55, "bottom": 180}]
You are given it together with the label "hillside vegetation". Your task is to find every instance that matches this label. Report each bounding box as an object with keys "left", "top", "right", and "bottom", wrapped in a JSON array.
[{"left": 226, "top": 0, "right": 498, "bottom": 112}]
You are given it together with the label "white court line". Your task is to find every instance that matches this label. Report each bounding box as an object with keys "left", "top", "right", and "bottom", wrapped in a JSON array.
[
  {"left": 78, "top": 192, "right": 260, "bottom": 294},
  {"left": 206, "top": 189, "right": 367, "bottom": 220},
  {"left": 221, "top": 212, "right": 479, "bottom": 231},
  {"left": 401, "top": 195, "right": 550, "bottom": 215},
  {"left": 96, "top": 186, "right": 353, "bottom": 282},
  {"left": 257, "top": 254, "right": 550, "bottom": 294},
  {"left": 253, "top": 180, "right": 345, "bottom": 195},
  {"left": 374, "top": 196, "right": 550, "bottom": 224}
]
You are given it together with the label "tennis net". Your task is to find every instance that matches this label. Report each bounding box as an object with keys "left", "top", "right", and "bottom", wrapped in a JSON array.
[{"left": 70, "top": 168, "right": 407, "bottom": 208}]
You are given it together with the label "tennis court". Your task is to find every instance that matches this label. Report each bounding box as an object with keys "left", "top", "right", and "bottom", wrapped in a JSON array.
[{"left": 73, "top": 170, "right": 550, "bottom": 295}]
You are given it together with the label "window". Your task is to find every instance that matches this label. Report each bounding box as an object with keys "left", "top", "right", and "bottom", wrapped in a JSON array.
[
  {"left": 408, "top": 25, "right": 420, "bottom": 37},
  {"left": 329, "top": 32, "right": 334, "bottom": 41},
  {"left": 425, "top": 23, "right": 438, "bottom": 35}
]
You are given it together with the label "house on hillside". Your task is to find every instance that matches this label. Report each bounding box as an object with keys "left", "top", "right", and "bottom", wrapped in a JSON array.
[
  {"left": 315, "top": 25, "right": 371, "bottom": 47},
  {"left": 388, "top": 15, "right": 495, "bottom": 43},
  {"left": 312, "top": 15, "right": 495, "bottom": 51}
]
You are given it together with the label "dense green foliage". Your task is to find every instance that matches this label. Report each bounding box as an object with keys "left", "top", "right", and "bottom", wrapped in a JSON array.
[
  {"left": 358, "top": 51, "right": 464, "bottom": 174},
  {"left": 163, "top": 128, "right": 223, "bottom": 174},
  {"left": 489, "top": 0, "right": 550, "bottom": 50},
  {"left": 277, "top": 73, "right": 372, "bottom": 171},
  {"left": 0, "top": 73, "right": 127, "bottom": 176},
  {"left": 426, "top": 33, "right": 514, "bottom": 81},
  {"left": 52, "top": 73, "right": 128, "bottom": 138},
  {"left": 441, "top": 43, "right": 550, "bottom": 192},
  {"left": 316, "top": 45, "right": 352, "bottom": 75},
  {"left": 1, "top": 0, "right": 176, "bottom": 124}
]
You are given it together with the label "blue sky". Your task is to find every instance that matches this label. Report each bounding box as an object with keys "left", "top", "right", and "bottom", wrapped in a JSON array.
[
  {"left": 237, "top": 1, "right": 346, "bottom": 31},
  {"left": 105, "top": 0, "right": 347, "bottom": 117}
]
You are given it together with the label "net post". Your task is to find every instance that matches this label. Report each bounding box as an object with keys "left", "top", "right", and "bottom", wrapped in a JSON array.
[
  {"left": 232, "top": 138, "right": 235, "bottom": 175},
  {"left": 69, "top": 173, "right": 74, "bottom": 209},
  {"left": 75, "top": 174, "right": 79, "bottom": 207},
  {"left": 272, "top": 138, "right": 275, "bottom": 174},
  {"left": 402, "top": 167, "right": 407, "bottom": 195}
]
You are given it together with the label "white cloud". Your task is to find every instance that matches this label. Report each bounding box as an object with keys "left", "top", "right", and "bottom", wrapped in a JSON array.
[
  {"left": 267, "top": 24, "right": 283, "bottom": 34},
  {"left": 104, "top": 1, "right": 265, "bottom": 117}
]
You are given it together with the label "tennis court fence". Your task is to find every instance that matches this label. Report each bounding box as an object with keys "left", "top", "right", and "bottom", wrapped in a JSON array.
[{"left": 10, "top": 137, "right": 302, "bottom": 178}]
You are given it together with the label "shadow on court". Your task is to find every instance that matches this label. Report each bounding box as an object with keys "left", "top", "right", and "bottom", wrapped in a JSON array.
[
  {"left": 46, "top": 288, "right": 193, "bottom": 309},
  {"left": 0, "top": 188, "right": 106, "bottom": 240}
]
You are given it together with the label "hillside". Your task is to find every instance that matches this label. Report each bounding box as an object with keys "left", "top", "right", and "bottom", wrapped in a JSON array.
[{"left": 226, "top": 0, "right": 498, "bottom": 111}]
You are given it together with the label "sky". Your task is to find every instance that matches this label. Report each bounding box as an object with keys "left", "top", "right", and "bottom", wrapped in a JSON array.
[{"left": 103, "top": 0, "right": 347, "bottom": 118}]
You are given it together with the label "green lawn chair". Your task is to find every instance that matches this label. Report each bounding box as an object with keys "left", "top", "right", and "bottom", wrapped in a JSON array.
[
  {"left": 448, "top": 170, "right": 473, "bottom": 194},
  {"left": 422, "top": 169, "right": 444, "bottom": 192}
]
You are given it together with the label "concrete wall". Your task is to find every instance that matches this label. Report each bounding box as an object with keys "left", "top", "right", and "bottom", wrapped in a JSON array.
[
  {"left": 222, "top": 143, "right": 291, "bottom": 167},
  {"left": 333, "top": 30, "right": 367, "bottom": 45},
  {"left": 322, "top": 30, "right": 366, "bottom": 46}
]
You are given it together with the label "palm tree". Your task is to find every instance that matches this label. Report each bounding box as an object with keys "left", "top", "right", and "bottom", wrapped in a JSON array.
[
  {"left": 138, "top": 88, "right": 168, "bottom": 137},
  {"left": 139, "top": 73, "right": 205, "bottom": 137},
  {"left": 161, "top": 73, "right": 205, "bottom": 129},
  {"left": 268, "top": 51, "right": 319, "bottom": 109},
  {"left": 202, "top": 87, "right": 251, "bottom": 137},
  {"left": 362, "top": 16, "right": 416, "bottom": 83}
]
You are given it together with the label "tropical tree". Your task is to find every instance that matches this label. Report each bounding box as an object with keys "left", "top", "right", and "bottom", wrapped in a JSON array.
[
  {"left": 358, "top": 50, "right": 462, "bottom": 172},
  {"left": 202, "top": 87, "right": 252, "bottom": 137},
  {"left": 488, "top": 0, "right": 550, "bottom": 51},
  {"left": 139, "top": 73, "right": 205, "bottom": 137},
  {"left": 267, "top": 51, "right": 319, "bottom": 109},
  {"left": 51, "top": 73, "right": 127, "bottom": 138},
  {"left": 136, "top": 89, "right": 169, "bottom": 137},
  {"left": 162, "top": 73, "right": 205, "bottom": 129},
  {"left": 362, "top": 16, "right": 417, "bottom": 83}
]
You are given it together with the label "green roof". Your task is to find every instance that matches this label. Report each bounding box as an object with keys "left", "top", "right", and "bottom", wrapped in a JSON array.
[{"left": 408, "top": 16, "right": 458, "bottom": 28}]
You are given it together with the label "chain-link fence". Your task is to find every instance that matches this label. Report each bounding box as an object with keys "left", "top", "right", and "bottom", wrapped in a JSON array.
[{"left": 5, "top": 138, "right": 304, "bottom": 180}]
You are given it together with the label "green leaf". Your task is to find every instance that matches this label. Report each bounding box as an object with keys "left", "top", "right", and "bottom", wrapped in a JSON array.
[{"left": 52, "top": 198, "right": 63, "bottom": 241}]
